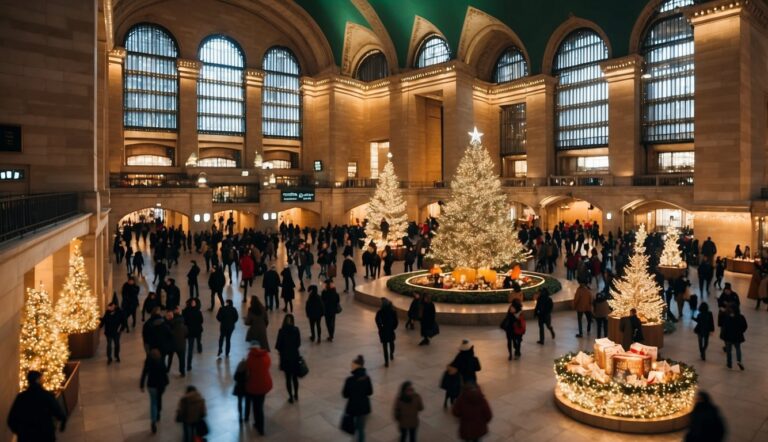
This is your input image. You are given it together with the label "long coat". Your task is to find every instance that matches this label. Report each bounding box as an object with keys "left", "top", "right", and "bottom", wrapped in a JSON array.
[
  {"left": 280, "top": 268, "right": 296, "bottom": 301},
  {"left": 182, "top": 305, "right": 204, "bottom": 338},
  {"left": 572, "top": 286, "right": 593, "bottom": 312},
  {"left": 262, "top": 270, "right": 281, "bottom": 296},
  {"left": 7, "top": 384, "right": 66, "bottom": 442},
  {"left": 305, "top": 293, "right": 325, "bottom": 321},
  {"left": 452, "top": 386, "right": 492, "bottom": 440},
  {"left": 342, "top": 368, "right": 373, "bottom": 416},
  {"left": 375, "top": 305, "right": 399, "bottom": 343},
  {"left": 275, "top": 325, "right": 301, "bottom": 374},
  {"left": 394, "top": 394, "right": 424, "bottom": 430},
  {"left": 420, "top": 302, "right": 437, "bottom": 338},
  {"left": 245, "top": 310, "right": 270, "bottom": 351}
]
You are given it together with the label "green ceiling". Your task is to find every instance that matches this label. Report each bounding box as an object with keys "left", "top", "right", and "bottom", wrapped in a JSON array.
[{"left": 296, "top": 0, "right": 658, "bottom": 72}]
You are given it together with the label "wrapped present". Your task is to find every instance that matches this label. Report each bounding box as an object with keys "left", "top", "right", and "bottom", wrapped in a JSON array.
[
  {"left": 629, "top": 343, "right": 659, "bottom": 362},
  {"left": 611, "top": 353, "right": 653, "bottom": 380},
  {"left": 646, "top": 370, "right": 666, "bottom": 384},
  {"left": 593, "top": 339, "right": 624, "bottom": 371},
  {"left": 574, "top": 352, "right": 593, "bottom": 367}
]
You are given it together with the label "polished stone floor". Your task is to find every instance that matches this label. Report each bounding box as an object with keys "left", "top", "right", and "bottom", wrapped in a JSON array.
[{"left": 59, "top": 238, "right": 768, "bottom": 442}]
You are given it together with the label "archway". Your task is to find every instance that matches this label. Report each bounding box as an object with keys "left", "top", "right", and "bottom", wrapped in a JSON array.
[
  {"left": 118, "top": 207, "right": 190, "bottom": 233},
  {"left": 346, "top": 203, "right": 369, "bottom": 226},
  {"left": 620, "top": 200, "right": 693, "bottom": 233},
  {"left": 509, "top": 201, "right": 538, "bottom": 229},
  {"left": 213, "top": 210, "right": 258, "bottom": 234},
  {"left": 276, "top": 207, "right": 321, "bottom": 229},
  {"left": 540, "top": 196, "right": 603, "bottom": 231}
]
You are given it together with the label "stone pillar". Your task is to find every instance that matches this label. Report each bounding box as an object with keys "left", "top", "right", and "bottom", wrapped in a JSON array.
[
  {"left": 51, "top": 245, "right": 72, "bottom": 305},
  {"left": 177, "top": 59, "right": 201, "bottom": 169},
  {"left": 244, "top": 69, "right": 265, "bottom": 169},
  {"left": 601, "top": 55, "right": 642, "bottom": 180},
  {"left": 442, "top": 65, "right": 476, "bottom": 180},
  {"left": 524, "top": 75, "right": 556, "bottom": 182},
  {"left": 107, "top": 48, "right": 126, "bottom": 174}
]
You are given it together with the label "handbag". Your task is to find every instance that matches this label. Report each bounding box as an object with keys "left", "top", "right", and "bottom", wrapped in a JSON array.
[
  {"left": 297, "top": 356, "right": 309, "bottom": 378},
  {"left": 337, "top": 304, "right": 343, "bottom": 314},
  {"left": 499, "top": 317, "right": 510, "bottom": 330},
  {"left": 196, "top": 419, "right": 209, "bottom": 437},
  {"left": 340, "top": 413, "right": 355, "bottom": 434}
]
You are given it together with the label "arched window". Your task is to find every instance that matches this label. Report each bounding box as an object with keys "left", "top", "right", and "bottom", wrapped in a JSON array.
[
  {"left": 197, "top": 157, "right": 237, "bottom": 168},
  {"left": 123, "top": 24, "right": 179, "bottom": 130},
  {"left": 126, "top": 155, "right": 173, "bottom": 166},
  {"left": 641, "top": 0, "right": 696, "bottom": 143},
  {"left": 493, "top": 47, "right": 528, "bottom": 83},
  {"left": 355, "top": 51, "right": 388, "bottom": 82},
  {"left": 262, "top": 47, "right": 301, "bottom": 139},
  {"left": 414, "top": 35, "right": 450, "bottom": 68},
  {"left": 197, "top": 36, "right": 245, "bottom": 134},
  {"left": 553, "top": 29, "right": 609, "bottom": 149}
]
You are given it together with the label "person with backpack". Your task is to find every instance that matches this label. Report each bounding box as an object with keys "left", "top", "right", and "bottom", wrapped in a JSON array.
[
  {"left": 534, "top": 288, "right": 555, "bottom": 344},
  {"left": 693, "top": 302, "right": 715, "bottom": 361},
  {"left": 448, "top": 340, "right": 481, "bottom": 385},
  {"left": 500, "top": 299, "right": 524, "bottom": 360},
  {"left": 175, "top": 385, "right": 207, "bottom": 442}
]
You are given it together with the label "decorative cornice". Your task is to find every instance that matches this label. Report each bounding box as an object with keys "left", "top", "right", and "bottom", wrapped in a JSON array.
[
  {"left": 108, "top": 47, "right": 126, "bottom": 64},
  {"left": 486, "top": 74, "right": 556, "bottom": 95},
  {"left": 687, "top": 0, "right": 746, "bottom": 25},
  {"left": 400, "top": 64, "right": 455, "bottom": 83},
  {"left": 177, "top": 59, "right": 202, "bottom": 79},
  {"left": 600, "top": 54, "right": 644, "bottom": 81},
  {"left": 245, "top": 68, "right": 265, "bottom": 87}
]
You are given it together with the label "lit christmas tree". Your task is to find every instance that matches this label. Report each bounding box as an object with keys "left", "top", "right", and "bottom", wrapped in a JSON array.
[
  {"left": 19, "top": 285, "right": 69, "bottom": 391},
  {"left": 54, "top": 244, "right": 100, "bottom": 334},
  {"left": 365, "top": 154, "right": 408, "bottom": 248},
  {"left": 659, "top": 226, "right": 684, "bottom": 268},
  {"left": 429, "top": 127, "right": 531, "bottom": 270},
  {"left": 609, "top": 224, "right": 665, "bottom": 323}
]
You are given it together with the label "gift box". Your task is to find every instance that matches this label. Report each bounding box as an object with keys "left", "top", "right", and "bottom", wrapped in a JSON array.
[
  {"left": 611, "top": 353, "right": 653, "bottom": 380},
  {"left": 629, "top": 343, "right": 659, "bottom": 362},
  {"left": 594, "top": 339, "right": 624, "bottom": 372}
]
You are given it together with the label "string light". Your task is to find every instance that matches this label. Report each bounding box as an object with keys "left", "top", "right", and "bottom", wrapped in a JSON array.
[
  {"left": 54, "top": 243, "right": 100, "bottom": 334},
  {"left": 19, "top": 284, "right": 70, "bottom": 391},
  {"left": 429, "top": 130, "right": 531, "bottom": 270},
  {"left": 659, "top": 226, "right": 685, "bottom": 268},
  {"left": 554, "top": 353, "right": 697, "bottom": 419},
  {"left": 365, "top": 158, "right": 408, "bottom": 249}
]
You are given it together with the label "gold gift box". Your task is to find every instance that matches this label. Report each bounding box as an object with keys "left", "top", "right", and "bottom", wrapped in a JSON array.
[
  {"left": 611, "top": 353, "right": 652, "bottom": 379},
  {"left": 593, "top": 342, "right": 623, "bottom": 373}
]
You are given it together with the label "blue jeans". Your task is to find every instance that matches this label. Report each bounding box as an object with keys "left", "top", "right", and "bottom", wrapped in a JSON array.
[
  {"left": 354, "top": 415, "right": 367, "bottom": 442},
  {"left": 725, "top": 341, "right": 742, "bottom": 366},
  {"left": 148, "top": 387, "right": 163, "bottom": 423}
]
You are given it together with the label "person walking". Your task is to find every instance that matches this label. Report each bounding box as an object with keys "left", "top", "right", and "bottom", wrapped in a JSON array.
[
  {"left": 449, "top": 340, "right": 481, "bottom": 384},
  {"left": 245, "top": 296, "right": 270, "bottom": 352},
  {"left": 140, "top": 348, "right": 169, "bottom": 434},
  {"left": 208, "top": 265, "right": 226, "bottom": 311},
  {"left": 163, "top": 278, "right": 181, "bottom": 312},
  {"left": 593, "top": 290, "right": 611, "bottom": 339},
  {"left": 534, "top": 288, "right": 555, "bottom": 344},
  {"left": 714, "top": 257, "right": 725, "bottom": 289},
  {"left": 233, "top": 357, "right": 248, "bottom": 422},
  {"left": 393, "top": 381, "right": 423, "bottom": 442},
  {"left": 166, "top": 309, "right": 188, "bottom": 377},
  {"left": 342, "top": 355, "right": 373, "bottom": 442},
  {"left": 342, "top": 254, "right": 357, "bottom": 293},
  {"left": 121, "top": 277, "right": 140, "bottom": 331},
  {"left": 720, "top": 305, "right": 747, "bottom": 370},
  {"left": 693, "top": 302, "right": 715, "bottom": 361},
  {"left": 142, "top": 291, "right": 161, "bottom": 322},
  {"left": 262, "top": 265, "right": 281, "bottom": 311},
  {"left": 132, "top": 250, "right": 145, "bottom": 278},
  {"left": 245, "top": 341, "right": 273, "bottom": 435},
  {"left": 280, "top": 266, "right": 296, "bottom": 313},
  {"left": 697, "top": 259, "right": 713, "bottom": 298},
  {"left": 176, "top": 386, "right": 207, "bottom": 442},
  {"left": 305, "top": 285, "right": 325, "bottom": 343},
  {"left": 573, "top": 282, "right": 593, "bottom": 337},
  {"left": 187, "top": 260, "right": 200, "bottom": 299},
  {"left": 99, "top": 301, "right": 127, "bottom": 364},
  {"left": 7, "top": 371, "right": 67, "bottom": 442},
  {"left": 375, "top": 298, "right": 399, "bottom": 367},
  {"left": 182, "top": 298, "right": 203, "bottom": 371},
  {"left": 451, "top": 382, "right": 492, "bottom": 442},
  {"left": 154, "top": 259, "right": 168, "bottom": 287},
  {"left": 418, "top": 294, "right": 437, "bottom": 346},
  {"left": 275, "top": 314, "right": 302, "bottom": 403},
  {"left": 685, "top": 391, "right": 726, "bottom": 442},
  {"left": 501, "top": 299, "right": 524, "bottom": 360},
  {"left": 216, "top": 299, "right": 238, "bottom": 358},
  {"left": 406, "top": 293, "right": 421, "bottom": 330},
  {"left": 321, "top": 280, "right": 340, "bottom": 341}
]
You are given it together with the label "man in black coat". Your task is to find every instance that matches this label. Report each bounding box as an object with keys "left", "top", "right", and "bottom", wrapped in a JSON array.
[
  {"left": 100, "top": 302, "right": 127, "bottom": 364},
  {"left": 321, "top": 280, "right": 341, "bottom": 341},
  {"left": 208, "top": 265, "right": 226, "bottom": 311},
  {"left": 262, "top": 265, "right": 281, "bottom": 311},
  {"left": 142, "top": 307, "right": 173, "bottom": 356},
  {"left": 163, "top": 278, "right": 181, "bottom": 312},
  {"left": 701, "top": 237, "right": 717, "bottom": 263},
  {"left": 341, "top": 256, "right": 357, "bottom": 293},
  {"left": 419, "top": 295, "right": 437, "bottom": 346},
  {"left": 7, "top": 371, "right": 67, "bottom": 442},
  {"left": 534, "top": 288, "right": 555, "bottom": 344},
  {"left": 375, "top": 298, "right": 398, "bottom": 367},
  {"left": 166, "top": 309, "right": 188, "bottom": 376},
  {"left": 187, "top": 260, "right": 200, "bottom": 298},
  {"left": 216, "top": 299, "right": 239, "bottom": 357},
  {"left": 685, "top": 391, "right": 726, "bottom": 442},
  {"left": 182, "top": 298, "right": 203, "bottom": 370},
  {"left": 121, "top": 277, "right": 140, "bottom": 331}
]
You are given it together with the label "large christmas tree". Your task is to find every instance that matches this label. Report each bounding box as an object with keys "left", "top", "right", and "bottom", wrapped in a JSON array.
[
  {"left": 429, "top": 127, "right": 531, "bottom": 270},
  {"left": 658, "top": 226, "right": 684, "bottom": 268},
  {"left": 365, "top": 156, "right": 408, "bottom": 248},
  {"left": 54, "top": 244, "right": 100, "bottom": 334},
  {"left": 19, "top": 285, "right": 69, "bottom": 391},
  {"left": 609, "top": 224, "right": 666, "bottom": 323}
]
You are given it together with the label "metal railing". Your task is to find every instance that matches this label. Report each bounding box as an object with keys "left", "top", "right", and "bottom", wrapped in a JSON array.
[
  {"left": 110, "top": 173, "right": 197, "bottom": 188},
  {"left": 548, "top": 175, "right": 610, "bottom": 187},
  {"left": 632, "top": 174, "right": 694, "bottom": 187},
  {"left": 0, "top": 193, "right": 80, "bottom": 244}
]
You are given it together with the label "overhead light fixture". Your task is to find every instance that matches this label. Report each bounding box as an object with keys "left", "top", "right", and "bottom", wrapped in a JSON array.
[
  {"left": 155, "top": 202, "right": 161, "bottom": 207},
  {"left": 262, "top": 213, "right": 269, "bottom": 221},
  {"left": 197, "top": 172, "right": 208, "bottom": 187},
  {"left": 193, "top": 214, "right": 201, "bottom": 223},
  {"left": 202, "top": 213, "right": 211, "bottom": 223}
]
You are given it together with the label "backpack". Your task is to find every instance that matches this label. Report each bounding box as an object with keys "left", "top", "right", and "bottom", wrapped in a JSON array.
[{"left": 513, "top": 316, "right": 526, "bottom": 335}]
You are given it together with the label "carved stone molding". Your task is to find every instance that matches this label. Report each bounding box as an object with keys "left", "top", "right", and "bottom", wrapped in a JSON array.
[
  {"left": 351, "top": 0, "right": 398, "bottom": 72},
  {"left": 108, "top": 47, "right": 126, "bottom": 64},
  {"left": 340, "top": 22, "right": 384, "bottom": 77},
  {"left": 177, "top": 59, "right": 201, "bottom": 79},
  {"left": 406, "top": 15, "right": 445, "bottom": 68}
]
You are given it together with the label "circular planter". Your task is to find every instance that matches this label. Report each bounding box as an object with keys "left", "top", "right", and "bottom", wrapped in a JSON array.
[{"left": 657, "top": 265, "right": 687, "bottom": 281}]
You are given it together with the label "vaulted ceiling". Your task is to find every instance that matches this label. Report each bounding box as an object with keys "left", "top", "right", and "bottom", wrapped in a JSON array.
[{"left": 295, "top": 0, "right": 654, "bottom": 73}]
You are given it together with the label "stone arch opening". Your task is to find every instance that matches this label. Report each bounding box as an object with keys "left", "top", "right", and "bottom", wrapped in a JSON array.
[{"left": 620, "top": 199, "right": 693, "bottom": 233}]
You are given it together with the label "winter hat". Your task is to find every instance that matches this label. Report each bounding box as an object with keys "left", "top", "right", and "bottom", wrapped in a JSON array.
[
  {"left": 249, "top": 340, "right": 262, "bottom": 349},
  {"left": 459, "top": 339, "right": 473, "bottom": 351},
  {"left": 352, "top": 354, "right": 365, "bottom": 367}
]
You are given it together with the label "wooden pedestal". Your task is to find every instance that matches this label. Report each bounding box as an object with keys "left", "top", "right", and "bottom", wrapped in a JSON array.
[
  {"left": 56, "top": 361, "right": 80, "bottom": 415},
  {"left": 657, "top": 266, "right": 686, "bottom": 281},
  {"left": 67, "top": 330, "right": 99, "bottom": 359},
  {"left": 608, "top": 316, "right": 664, "bottom": 350}
]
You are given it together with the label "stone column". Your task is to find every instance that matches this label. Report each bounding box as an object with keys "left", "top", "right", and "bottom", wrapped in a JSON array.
[
  {"left": 601, "top": 55, "right": 642, "bottom": 181},
  {"left": 107, "top": 48, "right": 126, "bottom": 174},
  {"left": 244, "top": 69, "right": 265, "bottom": 169},
  {"left": 51, "top": 245, "right": 72, "bottom": 305},
  {"left": 177, "top": 59, "right": 201, "bottom": 169},
  {"left": 442, "top": 65, "right": 476, "bottom": 181},
  {"left": 524, "top": 75, "right": 556, "bottom": 182}
]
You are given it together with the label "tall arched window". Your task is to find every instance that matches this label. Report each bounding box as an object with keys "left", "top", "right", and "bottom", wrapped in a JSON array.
[
  {"left": 641, "top": 0, "right": 695, "bottom": 143},
  {"left": 123, "top": 24, "right": 179, "bottom": 130},
  {"left": 262, "top": 47, "right": 301, "bottom": 138},
  {"left": 553, "top": 29, "right": 609, "bottom": 149},
  {"left": 355, "top": 51, "right": 388, "bottom": 82},
  {"left": 493, "top": 47, "right": 528, "bottom": 83},
  {"left": 415, "top": 35, "right": 450, "bottom": 68},
  {"left": 197, "top": 36, "right": 245, "bottom": 134}
]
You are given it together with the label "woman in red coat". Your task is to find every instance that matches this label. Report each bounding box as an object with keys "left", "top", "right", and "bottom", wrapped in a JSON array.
[
  {"left": 245, "top": 341, "right": 272, "bottom": 435},
  {"left": 239, "top": 251, "right": 256, "bottom": 300},
  {"left": 452, "top": 382, "right": 492, "bottom": 441}
]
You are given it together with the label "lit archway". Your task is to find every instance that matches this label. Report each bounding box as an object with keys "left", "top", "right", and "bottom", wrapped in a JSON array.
[
  {"left": 275, "top": 207, "right": 321, "bottom": 229},
  {"left": 213, "top": 209, "right": 258, "bottom": 234},
  {"left": 345, "top": 203, "right": 369, "bottom": 226},
  {"left": 117, "top": 207, "right": 190, "bottom": 251},
  {"left": 540, "top": 196, "right": 603, "bottom": 231},
  {"left": 620, "top": 200, "right": 693, "bottom": 233}
]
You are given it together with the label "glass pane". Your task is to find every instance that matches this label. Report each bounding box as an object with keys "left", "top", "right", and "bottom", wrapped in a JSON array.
[
  {"left": 493, "top": 47, "right": 528, "bottom": 83},
  {"left": 415, "top": 36, "right": 450, "bottom": 68},
  {"left": 197, "top": 36, "right": 245, "bottom": 134},
  {"left": 500, "top": 103, "right": 527, "bottom": 155},
  {"left": 356, "top": 51, "right": 389, "bottom": 82},
  {"left": 262, "top": 47, "right": 301, "bottom": 138}
]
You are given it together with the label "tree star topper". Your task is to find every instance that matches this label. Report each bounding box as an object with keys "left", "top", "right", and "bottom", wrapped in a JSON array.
[{"left": 468, "top": 126, "right": 483, "bottom": 144}]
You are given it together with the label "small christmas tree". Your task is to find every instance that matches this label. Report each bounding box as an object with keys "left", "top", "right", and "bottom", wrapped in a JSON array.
[
  {"left": 659, "top": 226, "right": 684, "bottom": 268},
  {"left": 19, "top": 285, "right": 69, "bottom": 391},
  {"left": 55, "top": 244, "right": 100, "bottom": 334},
  {"left": 365, "top": 155, "right": 409, "bottom": 248},
  {"left": 429, "top": 127, "right": 531, "bottom": 270},
  {"left": 609, "top": 224, "right": 665, "bottom": 323}
]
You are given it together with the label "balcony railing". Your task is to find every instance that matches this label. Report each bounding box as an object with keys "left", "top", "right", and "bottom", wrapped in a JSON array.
[
  {"left": 632, "top": 174, "right": 694, "bottom": 187},
  {"left": 0, "top": 193, "right": 80, "bottom": 244},
  {"left": 110, "top": 173, "right": 197, "bottom": 188},
  {"left": 548, "top": 175, "right": 611, "bottom": 187}
]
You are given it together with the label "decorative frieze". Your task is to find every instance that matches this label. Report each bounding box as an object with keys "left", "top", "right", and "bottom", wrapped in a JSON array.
[
  {"left": 108, "top": 47, "right": 126, "bottom": 65},
  {"left": 176, "top": 59, "right": 201, "bottom": 79}
]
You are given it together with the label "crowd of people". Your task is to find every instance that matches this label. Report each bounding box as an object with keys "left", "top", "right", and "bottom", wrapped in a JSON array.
[{"left": 8, "top": 214, "right": 747, "bottom": 442}]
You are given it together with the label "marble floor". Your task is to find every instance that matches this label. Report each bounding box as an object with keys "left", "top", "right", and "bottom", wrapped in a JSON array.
[{"left": 58, "top": 239, "right": 768, "bottom": 442}]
